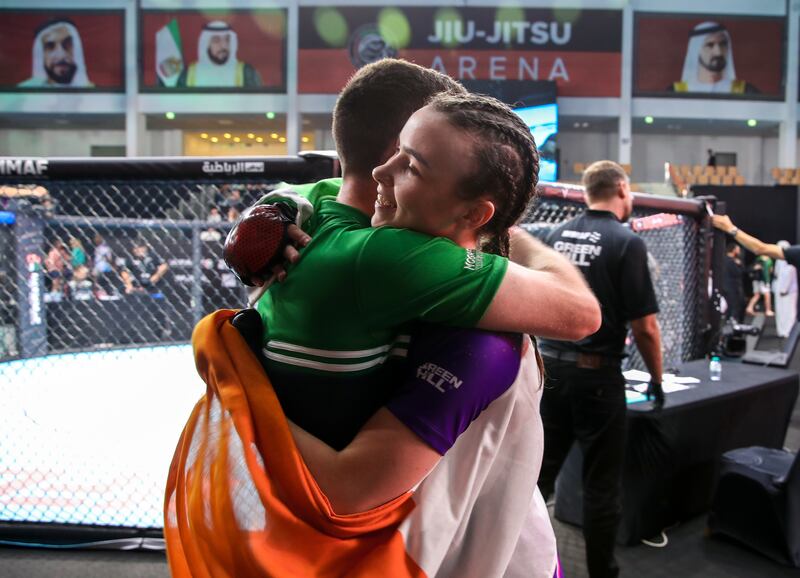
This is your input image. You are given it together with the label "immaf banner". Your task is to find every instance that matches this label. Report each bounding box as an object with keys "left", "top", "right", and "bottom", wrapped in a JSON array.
[{"left": 299, "top": 6, "right": 621, "bottom": 96}]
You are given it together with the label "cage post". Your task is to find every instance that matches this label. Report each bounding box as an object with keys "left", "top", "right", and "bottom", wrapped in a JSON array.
[
  {"left": 191, "top": 224, "right": 204, "bottom": 326},
  {"left": 12, "top": 200, "right": 47, "bottom": 358},
  {"left": 693, "top": 195, "right": 725, "bottom": 354}
]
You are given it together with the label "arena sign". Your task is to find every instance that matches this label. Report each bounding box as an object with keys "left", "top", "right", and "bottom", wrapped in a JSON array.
[
  {"left": 25, "top": 254, "right": 43, "bottom": 327},
  {"left": 201, "top": 160, "right": 265, "bottom": 176},
  {"left": 0, "top": 159, "right": 48, "bottom": 177},
  {"left": 299, "top": 6, "right": 621, "bottom": 96}
]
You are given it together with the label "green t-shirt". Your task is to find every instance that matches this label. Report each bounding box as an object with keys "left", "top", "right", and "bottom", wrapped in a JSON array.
[
  {"left": 71, "top": 247, "right": 87, "bottom": 268},
  {"left": 756, "top": 255, "right": 774, "bottom": 284},
  {"left": 255, "top": 178, "right": 507, "bottom": 377}
]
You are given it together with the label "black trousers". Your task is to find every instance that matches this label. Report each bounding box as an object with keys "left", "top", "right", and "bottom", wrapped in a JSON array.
[{"left": 538, "top": 358, "right": 627, "bottom": 578}]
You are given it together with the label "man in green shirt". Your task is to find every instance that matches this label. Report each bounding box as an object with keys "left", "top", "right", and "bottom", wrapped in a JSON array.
[{"left": 237, "top": 59, "right": 600, "bottom": 447}]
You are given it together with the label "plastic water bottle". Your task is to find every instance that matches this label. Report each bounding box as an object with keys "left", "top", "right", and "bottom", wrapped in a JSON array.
[{"left": 709, "top": 355, "right": 722, "bottom": 381}]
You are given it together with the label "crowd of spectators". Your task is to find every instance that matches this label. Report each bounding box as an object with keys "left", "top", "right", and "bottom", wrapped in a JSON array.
[
  {"left": 207, "top": 183, "right": 278, "bottom": 220},
  {"left": 200, "top": 183, "right": 272, "bottom": 241},
  {"left": 0, "top": 181, "right": 271, "bottom": 354},
  {"left": 31, "top": 182, "right": 261, "bottom": 308},
  {"left": 42, "top": 234, "right": 170, "bottom": 303}
]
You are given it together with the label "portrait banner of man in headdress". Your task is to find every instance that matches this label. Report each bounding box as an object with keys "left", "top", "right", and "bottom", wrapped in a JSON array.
[
  {"left": 0, "top": 11, "right": 124, "bottom": 91},
  {"left": 141, "top": 10, "right": 286, "bottom": 92},
  {"left": 634, "top": 14, "right": 784, "bottom": 99},
  {"left": 179, "top": 20, "right": 262, "bottom": 87},
  {"left": 670, "top": 21, "right": 759, "bottom": 94}
]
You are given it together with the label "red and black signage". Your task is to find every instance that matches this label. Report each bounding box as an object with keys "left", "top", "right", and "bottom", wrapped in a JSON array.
[
  {"left": 140, "top": 9, "right": 286, "bottom": 92},
  {"left": 0, "top": 10, "right": 124, "bottom": 91},
  {"left": 299, "top": 6, "right": 621, "bottom": 96},
  {"left": 635, "top": 14, "right": 784, "bottom": 100}
]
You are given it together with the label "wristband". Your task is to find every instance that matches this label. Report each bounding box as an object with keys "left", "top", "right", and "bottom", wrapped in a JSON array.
[{"left": 728, "top": 228, "right": 738, "bottom": 238}]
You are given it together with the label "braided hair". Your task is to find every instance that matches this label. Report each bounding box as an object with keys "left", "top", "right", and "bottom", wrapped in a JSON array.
[{"left": 426, "top": 93, "right": 539, "bottom": 257}]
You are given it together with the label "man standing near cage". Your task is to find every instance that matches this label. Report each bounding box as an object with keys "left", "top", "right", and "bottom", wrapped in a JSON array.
[
  {"left": 774, "top": 241, "right": 798, "bottom": 338},
  {"left": 119, "top": 239, "right": 169, "bottom": 296},
  {"left": 745, "top": 254, "right": 774, "bottom": 317},
  {"left": 537, "top": 160, "right": 664, "bottom": 578},
  {"left": 713, "top": 215, "right": 800, "bottom": 327},
  {"left": 721, "top": 240, "right": 746, "bottom": 322}
]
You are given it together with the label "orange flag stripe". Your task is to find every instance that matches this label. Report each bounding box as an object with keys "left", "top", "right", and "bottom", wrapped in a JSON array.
[{"left": 164, "top": 310, "right": 427, "bottom": 577}]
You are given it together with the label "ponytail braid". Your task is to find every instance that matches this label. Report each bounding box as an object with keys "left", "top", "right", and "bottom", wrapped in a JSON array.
[{"left": 427, "top": 93, "right": 540, "bottom": 257}]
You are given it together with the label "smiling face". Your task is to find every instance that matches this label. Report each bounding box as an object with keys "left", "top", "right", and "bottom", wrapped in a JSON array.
[
  {"left": 42, "top": 24, "right": 77, "bottom": 84},
  {"left": 370, "top": 106, "right": 481, "bottom": 244}
]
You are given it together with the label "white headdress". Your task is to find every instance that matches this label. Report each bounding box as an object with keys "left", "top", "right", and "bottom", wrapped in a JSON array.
[
  {"left": 193, "top": 21, "right": 239, "bottom": 87},
  {"left": 30, "top": 20, "right": 91, "bottom": 87},
  {"left": 680, "top": 21, "right": 736, "bottom": 93}
]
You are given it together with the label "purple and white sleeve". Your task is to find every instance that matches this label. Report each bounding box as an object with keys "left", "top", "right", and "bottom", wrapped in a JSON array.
[{"left": 386, "top": 325, "right": 523, "bottom": 455}]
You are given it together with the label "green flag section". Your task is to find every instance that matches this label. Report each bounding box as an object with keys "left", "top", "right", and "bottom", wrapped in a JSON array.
[{"left": 156, "top": 19, "right": 184, "bottom": 87}]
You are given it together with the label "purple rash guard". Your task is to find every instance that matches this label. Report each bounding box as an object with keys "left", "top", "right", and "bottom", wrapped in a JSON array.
[{"left": 386, "top": 324, "right": 523, "bottom": 455}]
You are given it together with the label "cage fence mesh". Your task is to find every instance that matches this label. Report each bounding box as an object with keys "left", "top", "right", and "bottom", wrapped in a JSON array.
[
  {"left": 520, "top": 188, "right": 709, "bottom": 372},
  {"left": 0, "top": 161, "right": 714, "bottom": 536},
  {"left": 26, "top": 182, "right": 288, "bottom": 350}
]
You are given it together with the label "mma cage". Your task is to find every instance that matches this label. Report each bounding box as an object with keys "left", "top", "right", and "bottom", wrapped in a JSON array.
[{"left": 0, "top": 155, "right": 724, "bottom": 547}]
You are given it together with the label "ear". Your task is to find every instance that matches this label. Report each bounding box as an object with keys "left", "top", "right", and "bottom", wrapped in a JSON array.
[
  {"left": 616, "top": 179, "right": 627, "bottom": 199},
  {"left": 462, "top": 199, "right": 496, "bottom": 230}
]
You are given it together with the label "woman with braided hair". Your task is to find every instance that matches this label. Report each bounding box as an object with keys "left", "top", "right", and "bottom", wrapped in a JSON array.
[
  {"left": 285, "top": 92, "right": 563, "bottom": 577},
  {"left": 371, "top": 92, "right": 538, "bottom": 258}
]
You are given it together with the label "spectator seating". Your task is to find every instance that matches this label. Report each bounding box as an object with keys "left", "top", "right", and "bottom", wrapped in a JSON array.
[
  {"left": 674, "top": 164, "right": 744, "bottom": 186},
  {"left": 573, "top": 162, "right": 742, "bottom": 188},
  {"left": 771, "top": 168, "right": 800, "bottom": 185},
  {"left": 572, "top": 162, "right": 632, "bottom": 179}
]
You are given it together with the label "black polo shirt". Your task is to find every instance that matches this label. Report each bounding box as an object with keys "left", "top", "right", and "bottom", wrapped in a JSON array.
[
  {"left": 721, "top": 255, "right": 745, "bottom": 315},
  {"left": 783, "top": 246, "right": 800, "bottom": 268},
  {"left": 539, "top": 209, "right": 659, "bottom": 357},
  {"left": 125, "top": 253, "right": 165, "bottom": 291}
]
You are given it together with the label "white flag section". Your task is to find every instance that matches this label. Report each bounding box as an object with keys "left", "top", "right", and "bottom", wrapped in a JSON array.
[
  {"left": 156, "top": 20, "right": 183, "bottom": 87},
  {"left": 397, "top": 339, "right": 558, "bottom": 577}
]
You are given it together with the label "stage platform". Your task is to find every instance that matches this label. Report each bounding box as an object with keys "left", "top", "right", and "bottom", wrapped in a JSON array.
[{"left": 554, "top": 359, "right": 799, "bottom": 545}]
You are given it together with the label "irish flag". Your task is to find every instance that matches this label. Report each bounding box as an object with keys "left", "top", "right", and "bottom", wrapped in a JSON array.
[{"left": 164, "top": 310, "right": 558, "bottom": 577}]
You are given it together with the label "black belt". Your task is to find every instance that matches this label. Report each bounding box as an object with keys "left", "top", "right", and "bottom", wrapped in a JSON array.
[{"left": 539, "top": 347, "right": 621, "bottom": 369}]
